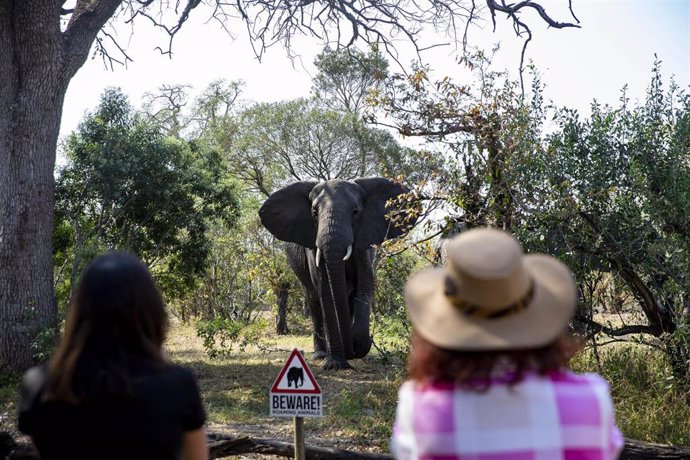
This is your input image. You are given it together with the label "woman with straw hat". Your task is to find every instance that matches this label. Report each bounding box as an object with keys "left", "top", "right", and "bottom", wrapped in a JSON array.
[{"left": 391, "top": 228, "right": 623, "bottom": 460}]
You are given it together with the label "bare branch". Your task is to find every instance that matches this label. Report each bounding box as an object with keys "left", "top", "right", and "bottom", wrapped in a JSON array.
[
  {"left": 568, "top": 0, "right": 581, "bottom": 23},
  {"left": 94, "top": 30, "right": 133, "bottom": 70},
  {"left": 574, "top": 315, "right": 661, "bottom": 338},
  {"left": 487, "top": 1, "right": 581, "bottom": 30},
  {"left": 62, "top": 0, "right": 124, "bottom": 76}
]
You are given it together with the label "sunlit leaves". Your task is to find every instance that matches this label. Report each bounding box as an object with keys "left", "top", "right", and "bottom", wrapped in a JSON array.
[{"left": 55, "top": 88, "right": 240, "bottom": 300}]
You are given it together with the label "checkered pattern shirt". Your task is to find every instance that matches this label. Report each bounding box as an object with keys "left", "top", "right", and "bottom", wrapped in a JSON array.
[{"left": 391, "top": 371, "right": 623, "bottom": 460}]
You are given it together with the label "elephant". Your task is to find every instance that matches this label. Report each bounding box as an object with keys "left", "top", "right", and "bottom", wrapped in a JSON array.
[
  {"left": 287, "top": 366, "right": 304, "bottom": 388},
  {"left": 259, "top": 178, "right": 415, "bottom": 370}
]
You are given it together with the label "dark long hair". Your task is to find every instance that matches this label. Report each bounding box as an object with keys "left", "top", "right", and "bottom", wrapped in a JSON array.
[
  {"left": 407, "top": 330, "right": 581, "bottom": 390},
  {"left": 45, "top": 252, "right": 169, "bottom": 403}
]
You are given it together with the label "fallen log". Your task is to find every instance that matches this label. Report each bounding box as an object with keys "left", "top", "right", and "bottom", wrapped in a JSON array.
[
  {"left": 208, "top": 435, "right": 391, "bottom": 459},
  {"left": 206, "top": 434, "right": 690, "bottom": 460},
  {"left": 3, "top": 431, "right": 690, "bottom": 459},
  {"left": 618, "top": 438, "right": 690, "bottom": 460}
]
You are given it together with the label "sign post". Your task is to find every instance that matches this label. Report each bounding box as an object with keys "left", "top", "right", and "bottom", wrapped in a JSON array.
[
  {"left": 270, "top": 349, "right": 322, "bottom": 460},
  {"left": 294, "top": 416, "right": 305, "bottom": 460}
]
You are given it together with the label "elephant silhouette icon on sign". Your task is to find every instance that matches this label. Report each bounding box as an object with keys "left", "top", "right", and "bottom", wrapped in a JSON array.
[{"left": 287, "top": 366, "right": 304, "bottom": 388}]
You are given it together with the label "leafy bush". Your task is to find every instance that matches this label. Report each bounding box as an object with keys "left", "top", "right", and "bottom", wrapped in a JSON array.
[{"left": 195, "top": 317, "right": 270, "bottom": 358}]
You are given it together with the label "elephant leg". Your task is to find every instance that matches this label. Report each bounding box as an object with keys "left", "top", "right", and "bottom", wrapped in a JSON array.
[
  {"left": 286, "top": 244, "right": 328, "bottom": 360},
  {"left": 351, "top": 249, "right": 375, "bottom": 358},
  {"left": 306, "top": 288, "right": 328, "bottom": 360}
]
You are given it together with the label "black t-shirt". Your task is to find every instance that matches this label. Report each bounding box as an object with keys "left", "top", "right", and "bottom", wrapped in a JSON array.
[{"left": 18, "top": 360, "right": 206, "bottom": 460}]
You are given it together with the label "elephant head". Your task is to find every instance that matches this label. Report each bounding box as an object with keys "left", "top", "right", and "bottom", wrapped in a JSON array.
[{"left": 259, "top": 178, "right": 413, "bottom": 369}]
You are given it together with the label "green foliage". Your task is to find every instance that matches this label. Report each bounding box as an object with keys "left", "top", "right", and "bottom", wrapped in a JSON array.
[
  {"left": 195, "top": 316, "right": 270, "bottom": 358},
  {"left": 513, "top": 60, "right": 690, "bottom": 379},
  {"left": 313, "top": 46, "right": 388, "bottom": 114},
  {"left": 230, "top": 98, "right": 415, "bottom": 194},
  {"left": 30, "top": 325, "right": 59, "bottom": 363},
  {"left": 371, "top": 50, "right": 531, "bottom": 231},
  {"left": 183, "top": 196, "right": 292, "bottom": 313},
  {"left": 376, "top": 52, "right": 690, "bottom": 382},
  {"left": 375, "top": 253, "right": 416, "bottom": 317},
  {"left": 55, "top": 87, "right": 240, "bottom": 303},
  {"left": 371, "top": 252, "right": 419, "bottom": 361}
]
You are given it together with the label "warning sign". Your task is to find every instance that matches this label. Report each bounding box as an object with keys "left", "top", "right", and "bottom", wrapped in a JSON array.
[{"left": 270, "top": 349, "right": 322, "bottom": 417}]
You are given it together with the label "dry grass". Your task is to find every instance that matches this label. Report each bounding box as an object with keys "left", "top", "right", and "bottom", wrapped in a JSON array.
[
  {"left": 166, "top": 320, "right": 405, "bottom": 458},
  {"left": 2, "top": 315, "right": 688, "bottom": 458},
  {"left": 0, "top": 320, "right": 405, "bottom": 459}
]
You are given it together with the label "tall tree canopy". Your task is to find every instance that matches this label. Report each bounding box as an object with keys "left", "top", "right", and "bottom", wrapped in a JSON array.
[
  {"left": 55, "top": 88, "right": 239, "bottom": 300},
  {"left": 0, "top": 0, "right": 578, "bottom": 372},
  {"left": 312, "top": 47, "right": 388, "bottom": 115},
  {"left": 374, "top": 54, "right": 690, "bottom": 381}
]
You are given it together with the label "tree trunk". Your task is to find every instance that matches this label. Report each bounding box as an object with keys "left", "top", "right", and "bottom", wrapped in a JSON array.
[
  {"left": 275, "top": 281, "right": 290, "bottom": 335},
  {"left": 0, "top": 0, "right": 122, "bottom": 373},
  {"left": 0, "top": 1, "right": 68, "bottom": 373}
]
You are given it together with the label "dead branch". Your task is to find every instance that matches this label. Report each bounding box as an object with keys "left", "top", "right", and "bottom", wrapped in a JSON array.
[
  {"left": 485, "top": 0, "right": 580, "bottom": 94},
  {"left": 208, "top": 434, "right": 393, "bottom": 459},
  {"left": 95, "top": 0, "right": 581, "bottom": 79},
  {"left": 573, "top": 315, "right": 661, "bottom": 339}
]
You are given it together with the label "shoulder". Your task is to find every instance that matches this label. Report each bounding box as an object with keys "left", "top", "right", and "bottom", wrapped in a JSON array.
[
  {"left": 546, "top": 370, "right": 612, "bottom": 390},
  {"left": 162, "top": 365, "right": 206, "bottom": 430},
  {"left": 157, "top": 364, "right": 201, "bottom": 393},
  {"left": 166, "top": 364, "right": 198, "bottom": 381}
]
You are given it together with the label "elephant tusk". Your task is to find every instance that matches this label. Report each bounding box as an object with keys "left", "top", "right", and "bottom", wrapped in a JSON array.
[
  {"left": 316, "top": 247, "right": 321, "bottom": 267},
  {"left": 343, "top": 245, "right": 353, "bottom": 261}
]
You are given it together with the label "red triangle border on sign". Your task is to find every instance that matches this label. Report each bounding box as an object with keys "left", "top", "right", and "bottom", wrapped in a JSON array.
[{"left": 270, "top": 349, "right": 322, "bottom": 394}]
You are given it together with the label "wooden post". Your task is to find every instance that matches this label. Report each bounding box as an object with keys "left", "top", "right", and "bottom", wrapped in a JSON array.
[{"left": 294, "top": 416, "right": 305, "bottom": 460}]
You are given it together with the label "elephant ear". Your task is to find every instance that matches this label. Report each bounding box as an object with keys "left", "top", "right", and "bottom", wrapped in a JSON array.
[
  {"left": 259, "top": 181, "right": 318, "bottom": 248},
  {"left": 354, "top": 177, "right": 413, "bottom": 250}
]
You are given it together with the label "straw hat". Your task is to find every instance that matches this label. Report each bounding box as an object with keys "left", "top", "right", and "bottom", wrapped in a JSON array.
[{"left": 405, "top": 228, "right": 576, "bottom": 350}]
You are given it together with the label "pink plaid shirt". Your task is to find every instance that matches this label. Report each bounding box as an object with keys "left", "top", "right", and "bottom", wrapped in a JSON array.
[{"left": 391, "top": 371, "right": 623, "bottom": 460}]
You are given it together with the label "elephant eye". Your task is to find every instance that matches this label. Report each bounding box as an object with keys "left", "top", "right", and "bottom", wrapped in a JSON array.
[
  {"left": 353, "top": 208, "right": 361, "bottom": 216},
  {"left": 311, "top": 208, "right": 318, "bottom": 218}
]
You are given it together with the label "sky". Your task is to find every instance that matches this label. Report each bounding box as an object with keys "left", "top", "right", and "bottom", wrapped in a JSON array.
[{"left": 60, "top": 0, "right": 690, "bottom": 138}]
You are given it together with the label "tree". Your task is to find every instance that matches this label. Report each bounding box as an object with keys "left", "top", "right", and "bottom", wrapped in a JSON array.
[
  {"left": 370, "top": 49, "right": 530, "bottom": 239},
  {"left": 0, "top": 0, "right": 578, "bottom": 372},
  {"left": 515, "top": 62, "right": 690, "bottom": 381},
  {"left": 312, "top": 47, "right": 388, "bottom": 115},
  {"left": 142, "top": 84, "right": 193, "bottom": 137},
  {"left": 231, "top": 98, "right": 420, "bottom": 195},
  {"left": 375, "top": 51, "right": 690, "bottom": 382},
  {"left": 55, "top": 88, "right": 239, "bottom": 302}
]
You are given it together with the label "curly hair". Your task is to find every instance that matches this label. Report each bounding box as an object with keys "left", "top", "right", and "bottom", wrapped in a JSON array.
[{"left": 407, "top": 329, "right": 581, "bottom": 390}]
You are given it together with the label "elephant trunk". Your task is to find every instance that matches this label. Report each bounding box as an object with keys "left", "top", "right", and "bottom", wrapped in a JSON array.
[
  {"left": 321, "top": 239, "right": 355, "bottom": 366},
  {"left": 320, "top": 219, "right": 354, "bottom": 367}
]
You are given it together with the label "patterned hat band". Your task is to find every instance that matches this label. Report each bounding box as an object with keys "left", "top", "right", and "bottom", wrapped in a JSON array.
[{"left": 443, "top": 276, "right": 535, "bottom": 320}]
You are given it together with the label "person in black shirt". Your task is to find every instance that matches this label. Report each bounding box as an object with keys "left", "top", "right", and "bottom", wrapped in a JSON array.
[{"left": 18, "top": 252, "right": 208, "bottom": 460}]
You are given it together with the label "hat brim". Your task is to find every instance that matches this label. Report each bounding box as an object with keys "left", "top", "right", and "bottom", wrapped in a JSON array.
[{"left": 405, "top": 254, "right": 576, "bottom": 350}]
